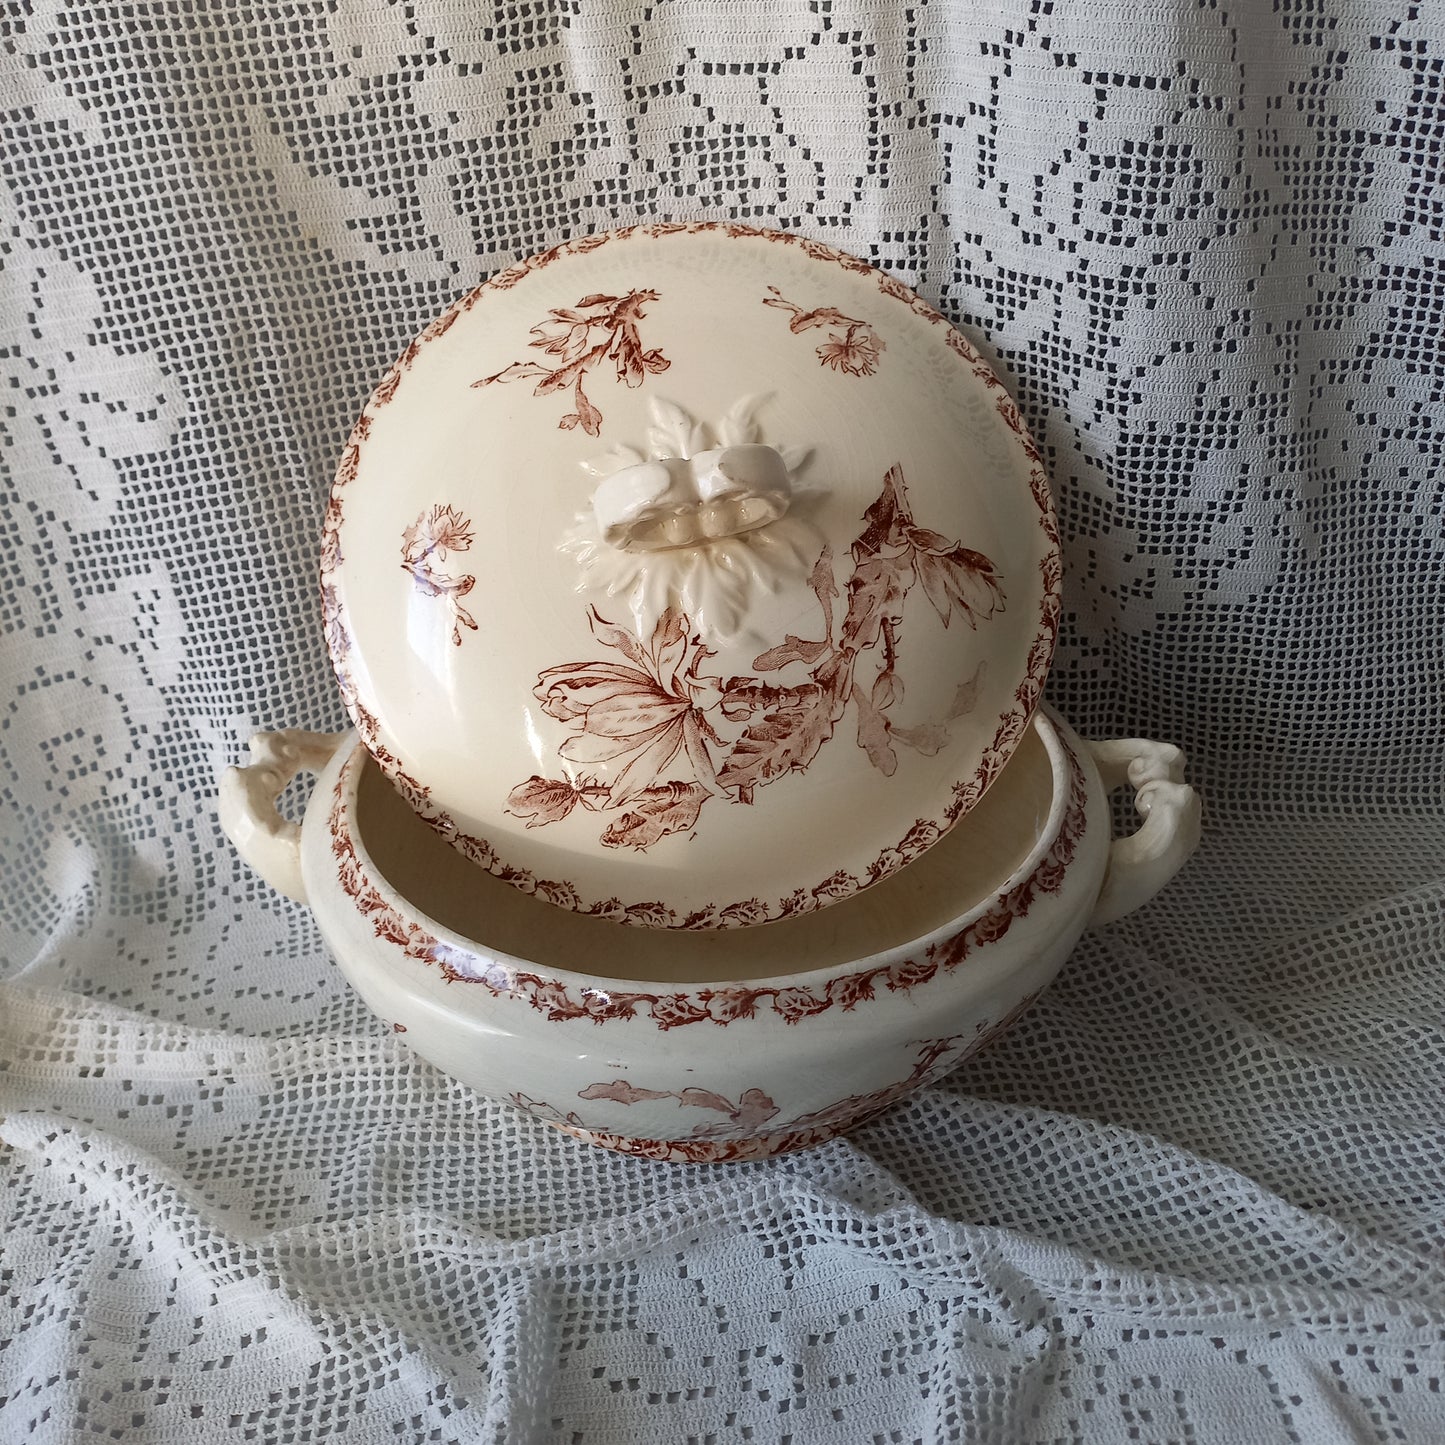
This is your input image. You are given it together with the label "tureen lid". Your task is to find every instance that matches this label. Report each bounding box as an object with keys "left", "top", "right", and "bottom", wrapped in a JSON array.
[{"left": 322, "top": 224, "right": 1060, "bottom": 929}]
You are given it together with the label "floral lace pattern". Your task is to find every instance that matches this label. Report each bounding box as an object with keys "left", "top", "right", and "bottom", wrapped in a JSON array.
[
  {"left": 472, "top": 288, "right": 670, "bottom": 436},
  {"left": 505, "top": 464, "right": 1005, "bottom": 852},
  {"left": 763, "top": 286, "right": 886, "bottom": 375}
]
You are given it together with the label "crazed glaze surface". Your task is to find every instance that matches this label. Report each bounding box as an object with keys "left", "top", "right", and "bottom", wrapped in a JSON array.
[{"left": 322, "top": 223, "right": 1061, "bottom": 927}]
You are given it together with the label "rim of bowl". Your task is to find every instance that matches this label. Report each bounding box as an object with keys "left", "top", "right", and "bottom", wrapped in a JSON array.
[{"left": 317, "top": 707, "right": 1079, "bottom": 1008}]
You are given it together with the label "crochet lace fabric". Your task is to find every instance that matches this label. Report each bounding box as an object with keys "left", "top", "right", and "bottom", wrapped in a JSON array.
[{"left": 3, "top": 3, "right": 1443, "bottom": 1440}]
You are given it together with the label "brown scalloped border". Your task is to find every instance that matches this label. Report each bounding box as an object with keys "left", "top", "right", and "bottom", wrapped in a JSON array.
[
  {"left": 320, "top": 221, "right": 1063, "bottom": 929},
  {"left": 326, "top": 738, "right": 1088, "bottom": 1030}
]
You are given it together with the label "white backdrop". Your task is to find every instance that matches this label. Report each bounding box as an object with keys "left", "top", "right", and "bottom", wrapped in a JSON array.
[{"left": 3, "top": 2, "right": 1444, "bottom": 1440}]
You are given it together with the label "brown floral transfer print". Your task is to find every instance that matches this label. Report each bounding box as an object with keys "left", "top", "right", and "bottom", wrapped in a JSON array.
[
  {"left": 763, "top": 286, "right": 886, "bottom": 376},
  {"left": 510, "top": 1015, "right": 1042, "bottom": 1161},
  {"left": 323, "top": 221, "right": 1062, "bottom": 927},
  {"left": 400, "top": 505, "right": 478, "bottom": 646},
  {"left": 505, "top": 464, "right": 1005, "bottom": 851},
  {"left": 330, "top": 738, "right": 1088, "bottom": 1001},
  {"left": 472, "top": 288, "right": 670, "bottom": 436},
  {"left": 577, "top": 1079, "right": 781, "bottom": 1140}
]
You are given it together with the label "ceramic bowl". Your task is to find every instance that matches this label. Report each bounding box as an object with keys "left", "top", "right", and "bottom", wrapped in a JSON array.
[
  {"left": 220, "top": 708, "right": 1199, "bottom": 1161},
  {"left": 321, "top": 223, "right": 1061, "bottom": 927}
]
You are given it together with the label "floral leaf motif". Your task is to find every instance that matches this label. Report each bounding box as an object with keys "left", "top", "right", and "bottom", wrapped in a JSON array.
[
  {"left": 532, "top": 307, "right": 597, "bottom": 363},
  {"left": 374, "top": 913, "right": 410, "bottom": 946},
  {"left": 535, "top": 878, "right": 583, "bottom": 911},
  {"left": 533, "top": 607, "right": 718, "bottom": 810},
  {"left": 585, "top": 602, "right": 650, "bottom": 669},
  {"left": 580, "top": 989, "right": 646, "bottom": 1021},
  {"left": 716, "top": 677, "right": 790, "bottom": 722},
  {"left": 773, "top": 987, "right": 831, "bottom": 1023},
  {"left": 390, "top": 768, "right": 427, "bottom": 814},
  {"left": 871, "top": 654, "right": 900, "bottom": 712},
  {"left": 890, "top": 721, "right": 950, "bottom": 756},
  {"left": 826, "top": 972, "right": 876, "bottom": 1011},
  {"left": 819, "top": 332, "right": 880, "bottom": 376},
  {"left": 578, "top": 1080, "right": 672, "bottom": 1105},
  {"left": 810, "top": 872, "right": 857, "bottom": 907},
  {"left": 507, "top": 462, "right": 1005, "bottom": 857},
  {"left": 402, "top": 502, "right": 474, "bottom": 563},
  {"left": 885, "top": 956, "right": 938, "bottom": 992},
  {"left": 840, "top": 555, "right": 907, "bottom": 654},
  {"left": 611, "top": 329, "right": 670, "bottom": 390},
  {"left": 763, "top": 287, "right": 855, "bottom": 334},
  {"left": 852, "top": 684, "right": 898, "bottom": 777},
  {"left": 571, "top": 702, "right": 704, "bottom": 804},
  {"left": 947, "top": 661, "right": 987, "bottom": 720},
  {"left": 650, "top": 994, "right": 711, "bottom": 1028},
  {"left": 676, "top": 1087, "right": 736, "bottom": 1114},
  {"left": 473, "top": 289, "right": 668, "bottom": 436},
  {"left": 506, "top": 776, "right": 608, "bottom": 828},
  {"left": 752, "top": 633, "right": 829, "bottom": 672},
  {"left": 560, "top": 381, "right": 603, "bottom": 436},
  {"left": 538, "top": 662, "right": 673, "bottom": 732},
  {"left": 483, "top": 359, "right": 551, "bottom": 386},
  {"left": 763, "top": 287, "right": 886, "bottom": 376},
  {"left": 852, "top": 464, "right": 911, "bottom": 562},
  {"left": 531, "top": 980, "right": 589, "bottom": 1021},
  {"left": 624, "top": 900, "right": 675, "bottom": 928},
  {"left": 599, "top": 781, "right": 709, "bottom": 851},
  {"left": 704, "top": 990, "right": 756, "bottom": 1023},
  {"left": 808, "top": 545, "right": 838, "bottom": 638},
  {"left": 574, "top": 1078, "right": 780, "bottom": 1141},
  {"left": 401, "top": 505, "right": 478, "bottom": 647},
  {"left": 533, "top": 363, "right": 583, "bottom": 397},
  {"left": 715, "top": 899, "right": 770, "bottom": 927},
  {"left": 732, "top": 1088, "right": 781, "bottom": 1131},
  {"left": 899, "top": 819, "right": 943, "bottom": 854},
  {"left": 907, "top": 528, "right": 1007, "bottom": 629},
  {"left": 715, "top": 685, "right": 837, "bottom": 802},
  {"left": 648, "top": 607, "right": 690, "bottom": 692}
]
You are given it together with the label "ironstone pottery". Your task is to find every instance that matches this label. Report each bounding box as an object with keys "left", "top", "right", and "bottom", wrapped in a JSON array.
[
  {"left": 220, "top": 709, "right": 1199, "bottom": 1160},
  {"left": 316, "top": 224, "right": 1061, "bottom": 927},
  {"left": 220, "top": 226, "right": 1200, "bottom": 1158}
]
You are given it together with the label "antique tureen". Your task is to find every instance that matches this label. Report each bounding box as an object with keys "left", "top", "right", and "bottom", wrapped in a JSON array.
[
  {"left": 220, "top": 223, "right": 1200, "bottom": 1159},
  {"left": 221, "top": 710, "right": 1197, "bottom": 1160}
]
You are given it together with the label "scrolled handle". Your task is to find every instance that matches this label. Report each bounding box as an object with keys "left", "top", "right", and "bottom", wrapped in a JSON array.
[
  {"left": 592, "top": 443, "right": 792, "bottom": 552},
  {"left": 218, "top": 730, "right": 347, "bottom": 903},
  {"left": 1084, "top": 737, "right": 1201, "bottom": 928}
]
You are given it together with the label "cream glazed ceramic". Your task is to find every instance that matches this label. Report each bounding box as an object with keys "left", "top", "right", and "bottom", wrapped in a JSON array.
[
  {"left": 323, "top": 223, "right": 1061, "bottom": 929},
  {"left": 219, "top": 709, "right": 1200, "bottom": 1162}
]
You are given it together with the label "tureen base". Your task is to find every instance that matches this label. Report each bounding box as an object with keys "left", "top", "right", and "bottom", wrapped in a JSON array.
[{"left": 220, "top": 708, "right": 1199, "bottom": 1162}]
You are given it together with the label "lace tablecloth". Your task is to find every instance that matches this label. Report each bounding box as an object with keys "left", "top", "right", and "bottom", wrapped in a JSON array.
[{"left": 3, "top": 2, "right": 1443, "bottom": 1440}]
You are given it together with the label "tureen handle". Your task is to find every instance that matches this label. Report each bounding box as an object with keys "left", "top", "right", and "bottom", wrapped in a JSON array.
[
  {"left": 592, "top": 444, "right": 792, "bottom": 551},
  {"left": 1084, "top": 738, "right": 1202, "bottom": 928},
  {"left": 219, "top": 730, "right": 349, "bottom": 903}
]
